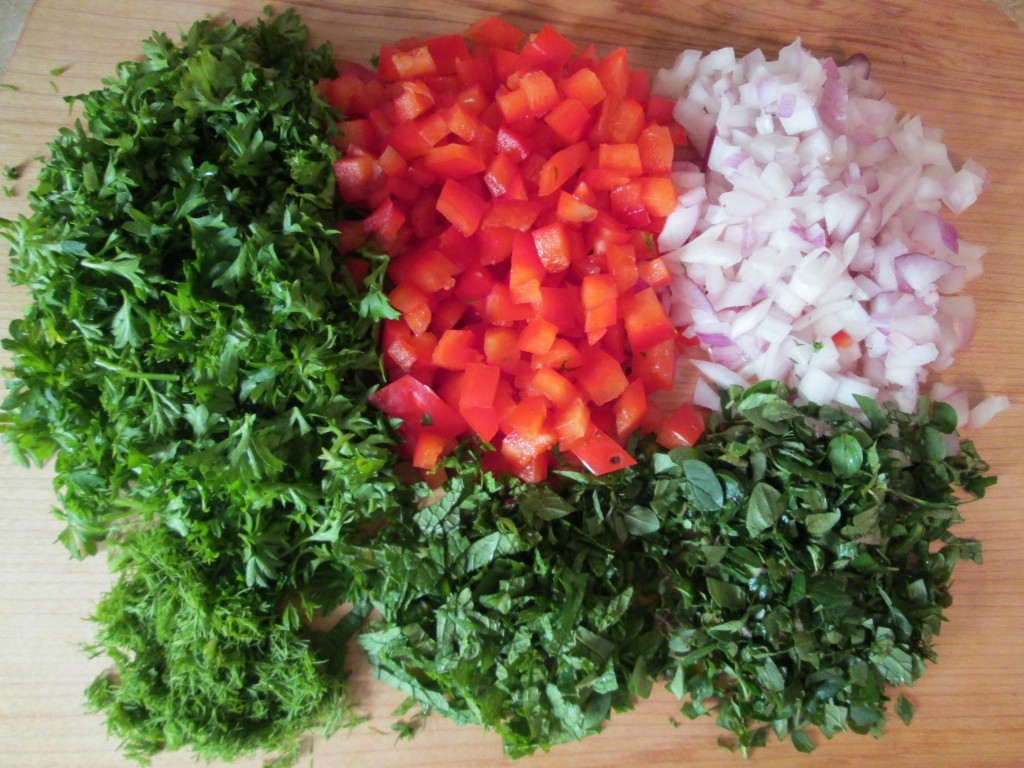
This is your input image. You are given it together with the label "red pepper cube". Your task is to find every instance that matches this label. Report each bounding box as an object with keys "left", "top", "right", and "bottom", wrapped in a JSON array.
[
  {"left": 641, "top": 176, "right": 679, "bottom": 218},
  {"left": 614, "top": 378, "right": 647, "bottom": 441},
  {"left": 595, "top": 48, "right": 630, "bottom": 99},
  {"left": 638, "top": 256, "right": 672, "bottom": 288},
  {"left": 385, "top": 120, "right": 434, "bottom": 160},
  {"left": 597, "top": 143, "right": 644, "bottom": 177},
  {"left": 460, "top": 362, "right": 502, "bottom": 410},
  {"left": 424, "top": 144, "right": 487, "bottom": 179},
  {"left": 483, "top": 153, "right": 519, "bottom": 198},
  {"left": 430, "top": 297, "right": 468, "bottom": 336},
  {"left": 509, "top": 230, "right": 545, "bottom": 305},
  {"left": 518, "top": 70, "right": 559, "bottom": 117},
  {"left": 554, "top": 396, "right": 591, "bottom": 449},
  {"left": 605, "top": 243, "right": 639, "bottom": 293},
  {"left": 621, "top": 287, "right": 676, "bottom": 352},
  {"left": 544, "top": 98, "right": 591, "bottom": 146},
  {"left": 657, "top": 403, "right": 706, "bottom": 449},
  {"left": 479, "top": 226, "right": 516, "bottom": 266},
  {"left": 581, "top": 273, "right": 619, "bottom": 310},
  {"left": 532, "top": 337, "right": 585, "bottom": 372},
  {"left": 632, "top": 338, "right": 677, "bottom": 392},
  {"left": 575, "top": 348, "right": 629, "bottom": 405},
  {"left": 464, "top": 16, "right": 525, "bottom": 51},
  {"left": 538, "top": 286, "right": 581, "bottom": 334},
  {"left": 443, "top": 103, "right": 482, "bottom": 143},
  {"left": 528, "top": 366, "right": 579, "bottom": 409},
  {"left": 489, "top": 47, "right": 521, "bottom": 83},
  {"left": 538, "top": 141, "right": 590, "bottom": 197},
  {"left": 369, "top": 374, "right": 468, "bottom": 438},
  {"left": 454, "top": 265, "right": 497, "bottom": 304},
  {"left": 560, "top": 68, "right": 607, "bottom": 110},
  {"left": 413, "top": 429, "right": 449, "bottom": 470},
  {"left": 432, "top": 328, "right": 483, "bottom": 371},
  {"left": 333, "top": 156, "right": 376, "bottom": 203},
  {"left": 483, "top": 283, "right": 534, "bottom": 326},
  {"left": 394, "top": 80, "right": 436, "bottom": 122},
  {"left": 378, "top": 145, "right": 409, "bottom": 178},
  {"left": 608, "top": 98, "right": 647, "bottom": 144},
  {"left": 484, "top": 326, "right": 523, "bottom": 374},
  {"left": 515, "top": 453, "right": 550, "bottom": 483},
  {"left": 426, "top": 34, "right": 472, "bottom": 76},
  {"left": 556, "top": 190, "right": 598, "bottom": 224},
  {"left": 638, "top": 124, "right": 674, "bottom": 175},
  {"left": 394, "top": 249, "right": 460, "bottom": 294},
  {"left": 495, "top": 124, "right": 534, "bottom": 162},
  {"left": 436, "top": 178, "right": 487, "bottom": 236},
  {"left": 570, "top": 427, "right": 636, "bottom": 475},
  {"left": 392, "top": 46, "right": 437, "bottom": 79},
  {"left": 363, "top": 197, "right": 407, "bottom": 247},
  {"left": 517, "top": 24, "right": 576, "bottom": 72},
  {"left": 455, "top": 81, "right": 491, "bottom": 116},
  {"left": 610, "top": 181, "right": 651, "bottom": 228},
  {"left": 532, "top": 221, "right": 572, "bottom": 273},
  {"left": 388, "top": 282, "right": 432, "bottom": 336},
  {"left": 518, "top": 317, "right": 559, "bottom": 355},
  {"left": 483, "top": 199, "right": 543, "bottom": 231},
  {"left": 496, "top": 86, "right": 533, "bottom": 123}
]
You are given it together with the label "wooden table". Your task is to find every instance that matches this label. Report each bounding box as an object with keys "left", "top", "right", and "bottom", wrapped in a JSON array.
[{"left": 1, "top": 2, "right": 1023, "bottom": 767}]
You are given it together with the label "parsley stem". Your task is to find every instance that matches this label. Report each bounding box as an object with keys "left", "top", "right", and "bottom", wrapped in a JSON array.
[{"left": 93, "top": 359, "right": 179, "bottom": 382}]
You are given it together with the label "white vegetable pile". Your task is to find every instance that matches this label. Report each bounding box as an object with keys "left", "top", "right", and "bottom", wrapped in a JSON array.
[{"left": 653, "top": 40, "right": 1008, "bottom": 425}]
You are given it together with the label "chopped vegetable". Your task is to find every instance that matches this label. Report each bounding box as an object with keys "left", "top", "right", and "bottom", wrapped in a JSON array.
[
  {"left": 653, "top": 41, "right": 994, "bottom": 414},
  {"left": 324, "top": 17, "right": 689, "bottom": 481}
]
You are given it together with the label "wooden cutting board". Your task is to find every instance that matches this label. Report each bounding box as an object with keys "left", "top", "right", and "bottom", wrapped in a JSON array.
[{"left": 1, "top": 2, "right": 1023, "bottom": 767}]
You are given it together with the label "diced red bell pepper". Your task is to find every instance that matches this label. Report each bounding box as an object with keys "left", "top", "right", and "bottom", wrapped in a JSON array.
[
  {"left": 432, "top": 328, "right": 483, "bottom": 370},
  {"left": 575, "top": 348, "right": 628, "bottom": 405},
  {"left": 570, "top": 427, "right": 636, "bottom": 474},
  {"left": 413, "top": 429, "right": 448, "bottom": 470},
  {"left": 621, "top": 287, "right": 676, "bottom": 352},
  {"left": 424, "top": 143, "right": 487, "bottom": 179},
  {"left": 657, "top": 403, "right": 706, "bottom": 449},
  {"left": 532, "top": 221, "right": 573, "bottom": 272},
  {"left": 464, "top": 16, "right": 525, "bottom": 51},
  {"left": 614, "top": 378, "right": 647, "bottom": 440},
  {"left": 518, "top": 317, "right": 559, "bottom": 355},
  {"left": 370, "top": 374, "right": 468, "bottom": 438},
  {"left": 538, "top": 141, "right": 590, "bottom": 197},
  {"left": 436, "top": 178, "right": 487, "bottom": 236}
]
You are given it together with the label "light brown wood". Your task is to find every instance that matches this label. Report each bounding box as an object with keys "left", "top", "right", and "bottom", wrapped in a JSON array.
[{"left": 1, "top": 2, "right": 1023, "bottom": 767}]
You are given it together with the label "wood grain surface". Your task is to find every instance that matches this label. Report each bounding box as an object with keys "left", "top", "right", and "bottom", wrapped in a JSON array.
[{"left": 1, "top": 2, "right": 1023, "bottom": 767}]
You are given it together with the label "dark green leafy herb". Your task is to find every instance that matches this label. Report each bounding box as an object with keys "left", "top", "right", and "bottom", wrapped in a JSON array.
[
  {"left": 1, "top": 9, "right": 415, "bottom": 765},
  {"left": 354, "top": 381, "right": 991, "bottom": 758},
  {"left": 649, "top": 381, "right": 991, "bottom": 755},
  {"left": 50, "top": 64, "right": 72, "bottom": 76},
  {"left": 3, "top": 164, "right": 19, "bottom": 180}
]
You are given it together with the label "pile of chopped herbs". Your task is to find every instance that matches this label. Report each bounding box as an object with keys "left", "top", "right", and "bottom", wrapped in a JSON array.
[
  {"left": 0, "top": 9, "right": 412, "bottom": 765},
  {"left": 0, "top": 8, "right": 996, "bottom": 768}
]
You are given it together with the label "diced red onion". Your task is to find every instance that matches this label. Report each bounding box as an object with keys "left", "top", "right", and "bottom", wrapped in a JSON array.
[{"left": 654, "top": 39, "right": 999, "bottom": 420}]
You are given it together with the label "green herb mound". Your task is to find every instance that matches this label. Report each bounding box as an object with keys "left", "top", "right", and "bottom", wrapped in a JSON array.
[
  {"left": 361, "top": 382, "right": 992, "bottom": 757},
  {"left": 0, "top": 10, "right": 408, "bottom": 765}
]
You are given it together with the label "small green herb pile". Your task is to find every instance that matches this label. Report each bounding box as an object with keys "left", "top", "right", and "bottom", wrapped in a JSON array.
[{"left": 0, "top": 9, "right": 996, "bottom": 767}]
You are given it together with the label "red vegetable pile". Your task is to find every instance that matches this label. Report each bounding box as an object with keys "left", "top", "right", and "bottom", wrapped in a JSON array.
[{"left": 326, "top": 17, "right": 704, "bottom": 482}]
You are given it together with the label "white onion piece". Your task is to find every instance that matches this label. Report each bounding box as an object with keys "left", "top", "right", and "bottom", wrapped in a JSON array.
[
  {"left": 655, "top": 39, "right": 1000, "bottom": 419},
  {"left": 968, "top": 395, "right": 1010, "bottom": 429}
]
